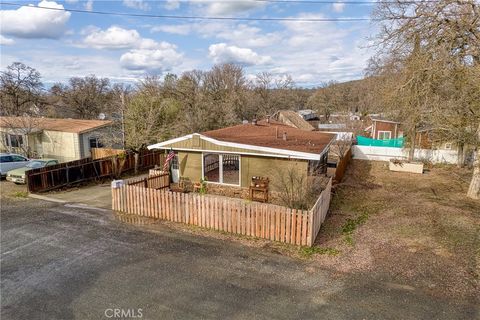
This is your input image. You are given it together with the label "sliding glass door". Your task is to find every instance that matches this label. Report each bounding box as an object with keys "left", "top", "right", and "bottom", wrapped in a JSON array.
[{"left": 203, "top": 153, "right": 240, "bottom": 186}]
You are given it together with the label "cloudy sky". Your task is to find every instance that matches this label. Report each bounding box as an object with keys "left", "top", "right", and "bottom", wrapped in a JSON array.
[{"left": 0, "top": 0, "right": 377, "bottom": 87}]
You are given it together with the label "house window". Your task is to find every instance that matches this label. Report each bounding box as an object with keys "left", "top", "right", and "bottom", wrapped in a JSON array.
[
  {"left": 203, "top": 153, "right": 240, "bottom": 186},
  {"left": 444, "top": 143, "right": 452, "bottom": 150},
  {"left": 7, "top": 134, "right": 23, "bottom": 148},
  {"left": 378, "top": 131, "right": 391, "bottom": 140},
  {"left": 89, "top": 137, "right": 104, "bottom": 149},
  {"left": 171, "top": 152, "right": 179, "bottom": 170}
]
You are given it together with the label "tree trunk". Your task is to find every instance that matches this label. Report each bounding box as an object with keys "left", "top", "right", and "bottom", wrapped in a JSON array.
[
  {"left": 408, "top": 128, "right": 416, "bottom": 161},
  {"left": 457, "top": 143, "right": 465, "bottom": 168},
  {"left": 134, "top": 152, "right": 139, "bottom": 175},
  {"left": 467, "top": 150, "right": 480, "bottom": 199},
  {"left": 467, "top": 124, "right": 480, "bottom": 199}
]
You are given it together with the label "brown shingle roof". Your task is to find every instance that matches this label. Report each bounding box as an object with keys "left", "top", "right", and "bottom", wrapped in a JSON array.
[
  {"left": 202, "top": 120, "right": 335, "bottom": 154},
  {"left": 0, "top": 117, "right": 112, "bottom": 134}
]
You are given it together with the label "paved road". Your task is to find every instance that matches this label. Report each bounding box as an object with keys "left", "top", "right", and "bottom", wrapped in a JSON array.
[{"left": 1, "top": 198, "right": 476, "bottom": 320}]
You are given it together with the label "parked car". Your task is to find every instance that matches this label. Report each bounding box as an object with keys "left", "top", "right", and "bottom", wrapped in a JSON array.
[
  {"left": 6, "top": 159, "right": 59, "bottom": 184},
  {"left": 0, "top": 153, "right": 30, "bottom": 177}
]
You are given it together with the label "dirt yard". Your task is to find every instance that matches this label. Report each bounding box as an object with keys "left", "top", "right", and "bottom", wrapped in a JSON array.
[{"left": 313, "top": 160, "right": 479, "bottom": 302}]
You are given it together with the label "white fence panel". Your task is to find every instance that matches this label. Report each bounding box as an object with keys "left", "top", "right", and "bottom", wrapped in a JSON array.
[{"left": 352, "top": 145, "right": 460, "bottom": 164}]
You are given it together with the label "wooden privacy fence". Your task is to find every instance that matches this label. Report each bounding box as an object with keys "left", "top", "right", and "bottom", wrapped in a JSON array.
[
  {"left": 91, "top": 148, "right": 125, "bottom": 160},
  {"left": 27, "top": 149, "right": 165, "bottom": 193},
  {"left": 334, "top": 147, "right": 352, "bottom": 183},
  {"left": 112, "top": 178, "right": 333, "bottom": 246}
]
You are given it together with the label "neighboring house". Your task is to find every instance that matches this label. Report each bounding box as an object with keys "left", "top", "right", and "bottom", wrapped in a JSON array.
[
  {"left": 365, "top": 118, "right": 403, "bottom": 140},
  {"left": 297, "top": 109, "right": 319, "bottom": 121},
  {"left": 0, "top": 116, "right": 119, "bottom": 162},
  {"left": 148, "top": 119, "right": 335, "bottom": 192},
  {"left": 415, "top": 127, "right": 464, "bottom": 152},
  {"left": 317, "top": 124, "right": 354, "bottom": 141},
  {"left": 273, "top": 110, "right": 316, "bottom": 131}
]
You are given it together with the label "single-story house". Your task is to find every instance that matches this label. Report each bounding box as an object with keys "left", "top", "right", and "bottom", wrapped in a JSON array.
[
  {"left": 0, "top": 116, "right": 119, "bottom": 162},
  {"left": 365, "top": 118, "right": 403, "bottom": 140},
  {"left": 148, "top": 120, "right": 335, "bottom": 192}
]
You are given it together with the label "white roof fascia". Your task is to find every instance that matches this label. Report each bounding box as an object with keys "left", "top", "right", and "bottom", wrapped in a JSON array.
[
  {"left": 147, "top": 134, "right": 194, "bottom": 150},
  {"left": 148, "top": 146, "right": 318, "bottom": 160},
  {"left": 148, "top": 133, "right": 324, "bottom": 160}
]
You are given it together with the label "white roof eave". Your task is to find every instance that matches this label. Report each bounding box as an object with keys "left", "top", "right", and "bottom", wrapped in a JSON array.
[{"left": 148, "top": 133, "right": 332, "bottom": 161}]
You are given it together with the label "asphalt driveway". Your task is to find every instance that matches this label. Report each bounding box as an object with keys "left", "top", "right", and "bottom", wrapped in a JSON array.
[{"left": 1, "top": 197, "right": 477, "bottom": 320}]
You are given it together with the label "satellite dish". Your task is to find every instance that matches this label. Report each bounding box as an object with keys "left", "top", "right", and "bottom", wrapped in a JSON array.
[{"left": 98, "top": 113, "right": 106, "bottom": 120}]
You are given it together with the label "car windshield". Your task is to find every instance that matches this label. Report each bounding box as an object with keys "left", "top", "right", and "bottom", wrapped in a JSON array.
[{"left": 26, "top": 161, "right": 46, "bottom": 168}]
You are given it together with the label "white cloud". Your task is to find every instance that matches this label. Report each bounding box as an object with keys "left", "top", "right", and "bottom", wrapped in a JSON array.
[
  {"left": 84, "top": 26, "right": 142, "bottom": 49},
  {"left": 151, "top": 24, "right": 192, "bottom": 35},
  {"left": 84, "top": 0, "right": 93, "bottom": 11},
  {"left": 0, "top": 35, "right": 15, "bottom": 45},
  {"left": 120, "top": 43, "right": 183, "bottom": 72},
  {"left": 0, "top": 0, "right": 71, "bottom": 39},
  {"left": 81, "top": 25, "right": 186, "bottom": 73},
  {"left": 153, "top": 22, "right": 278, "bottom": 48},
  {"left": 208, "top": 43, "right": 271, "bottom": 66},
  {"left": 65, "top": 0, "right": 78, "bottom": 3},
  {"left": 332, "top": 2, "right": 346, "bottom": 13},
  {"left": 123, "top": 0, "right": 150, "bottom": 11},
  {"left": 165, "top": 0, "right": 180, "bottom": 10},
  {"left": 196, "top": 0, "right": 265, "bottom": 15}
]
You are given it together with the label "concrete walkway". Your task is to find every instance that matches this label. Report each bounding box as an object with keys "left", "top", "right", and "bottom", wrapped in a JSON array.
[{"left": 30, "top": 183, "right": 113, "bottom": 209}]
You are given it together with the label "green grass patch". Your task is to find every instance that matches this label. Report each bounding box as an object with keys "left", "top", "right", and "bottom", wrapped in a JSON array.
[
  {"left": 300, "top": 246, "right": 340, "bottom": 258},
  {"left": 12, "top": 191, "right": 28, "bottom": 198},
  {"left": 342, "top": 210, "right": 370, "bottom": 245}
]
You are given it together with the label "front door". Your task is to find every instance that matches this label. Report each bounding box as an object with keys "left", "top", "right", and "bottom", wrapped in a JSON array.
[{"left": 171, "top": 153, "right": 180, "bottom": 183}]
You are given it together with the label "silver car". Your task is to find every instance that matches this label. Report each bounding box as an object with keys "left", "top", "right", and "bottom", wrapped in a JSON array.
[{"left": 0, "top": 153, "right": 30, "bottom": 177}]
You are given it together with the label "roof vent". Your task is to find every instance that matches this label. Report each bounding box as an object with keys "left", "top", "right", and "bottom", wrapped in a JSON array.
[{"left": 283, "top": 132, "right": 287, "bottom": 141}]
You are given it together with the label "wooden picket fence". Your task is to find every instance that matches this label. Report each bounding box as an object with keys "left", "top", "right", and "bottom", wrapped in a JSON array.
[
  {"left": 124, "top": 172, "right": 170, "bottom": 190},
  {"left": 112, "top": 177, "right": 332, "bottom": 246}
]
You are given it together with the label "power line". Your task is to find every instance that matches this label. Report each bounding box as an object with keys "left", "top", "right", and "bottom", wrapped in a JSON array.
[
  {"left": 0, "top": 2, "right": 375, "bottom": 22},
  {"left": 255, "top": 0, "right": 440, "bottom": 4}
]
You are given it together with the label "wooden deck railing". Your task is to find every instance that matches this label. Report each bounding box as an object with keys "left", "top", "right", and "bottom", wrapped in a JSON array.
[{"left": 112, "top": 177, "right": 332, "bottom": 246}]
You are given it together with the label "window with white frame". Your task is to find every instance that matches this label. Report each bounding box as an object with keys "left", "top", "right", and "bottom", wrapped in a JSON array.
[
  {"left": 203, "top": 153, "right": 240, "bottom": 185},
  {"left": 378, "top": 131, "right": 391, "bottom": 140}
]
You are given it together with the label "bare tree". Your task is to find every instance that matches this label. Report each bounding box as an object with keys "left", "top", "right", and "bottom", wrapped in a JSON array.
[
  {"left": 0, "top": 115, "right": 43, "bottom": 157},
  {"left": 371, "top": 0, "right": 480, "bottom": 196},
  {"left": 51, "top": 75, "right": 112, "bottom": 119},
  {"left": 0, "top": 62, "right": 44, "bottom": 116},
  {"left": 274, "top": 167, "right": 323, "bottom": 210}
]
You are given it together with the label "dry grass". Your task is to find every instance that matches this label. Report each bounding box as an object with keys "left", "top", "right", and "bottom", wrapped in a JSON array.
[{"left": 312, "top": 160, "right": 479, "bottom": 300}]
